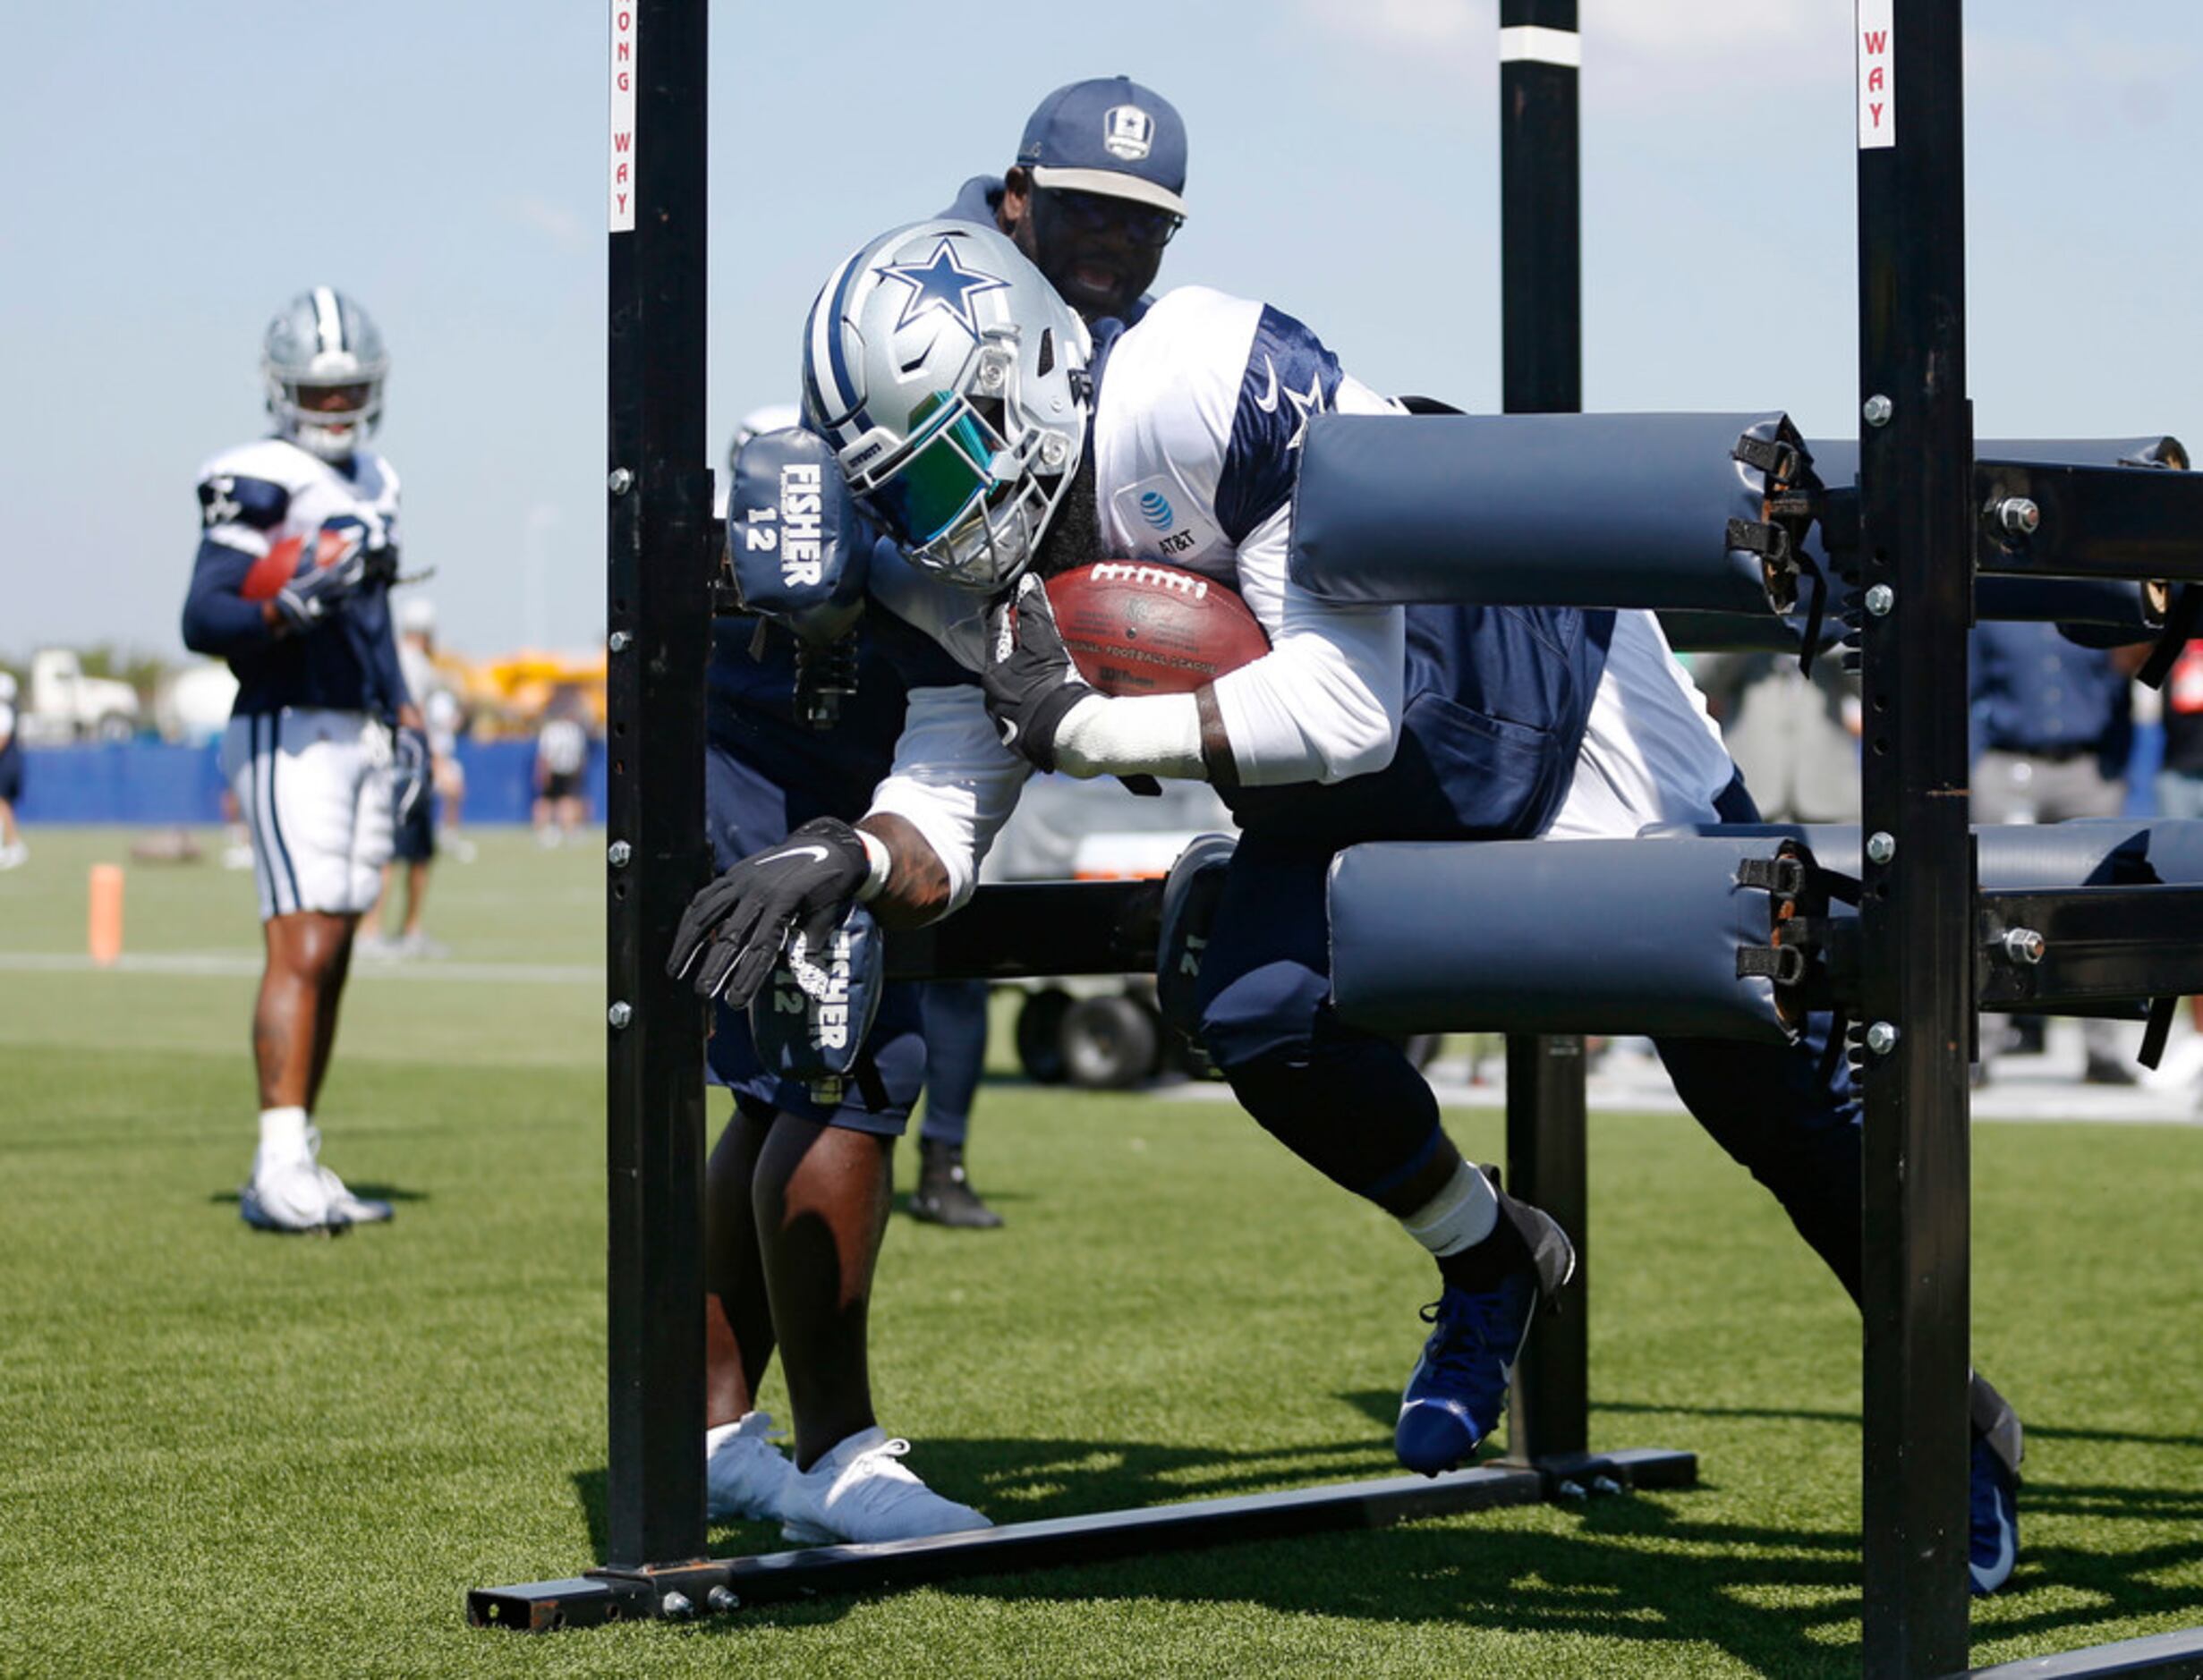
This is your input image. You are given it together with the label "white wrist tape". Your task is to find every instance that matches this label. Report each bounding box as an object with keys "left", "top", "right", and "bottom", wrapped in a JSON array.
[
  {"left": 1052, "top": 692, "right": 1205, "bottom": 780},
  {"left": 855, "top": 827, "right": 892, "bottom": 902}
]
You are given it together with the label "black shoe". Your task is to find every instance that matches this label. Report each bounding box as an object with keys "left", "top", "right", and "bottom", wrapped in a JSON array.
[
  {"left": 2083, "top": 1056, "right": 2138, "bottom": 1087},
  {"left": 910, "top": 1141, "right": 1004, "bottom": 1229}
]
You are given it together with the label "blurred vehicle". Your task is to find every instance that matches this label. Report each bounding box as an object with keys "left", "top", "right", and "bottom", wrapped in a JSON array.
[
  {"left": 157, "top": 660, "right": 241, "bottom": 744},
  {"left": 991, "top": 778, "right": 1230, "bottom": 1091},
  {"left": 21, "top": 648, "right": 140, "bottom": 743}
]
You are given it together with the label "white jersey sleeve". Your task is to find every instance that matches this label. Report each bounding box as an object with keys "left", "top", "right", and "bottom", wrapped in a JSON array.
[
  {"left": 1544, "top": 610, "right": 1738, "bottom": 839},
  {"left": 1091, "top": 288, "right": 1408, "bottom": 786},
  {"left": 864, "top": 682, "right": 1031, "bottom": 913}
]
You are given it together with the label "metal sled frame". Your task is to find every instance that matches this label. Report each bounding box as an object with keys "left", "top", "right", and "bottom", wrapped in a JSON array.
[{"left": 477, "top": 4, "right": 2203, "bottom": 1673}]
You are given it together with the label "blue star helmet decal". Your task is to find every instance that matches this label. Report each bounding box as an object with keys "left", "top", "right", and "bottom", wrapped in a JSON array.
[{"left": 878, "top": 238, "right": 1010, "bottom": 336}]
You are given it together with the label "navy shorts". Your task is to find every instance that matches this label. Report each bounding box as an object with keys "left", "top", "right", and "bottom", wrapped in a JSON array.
[
  {"left": 704, "top": 738, "right": 923, "bottom": 1134},
  {"left": 0, "top": 751, "right": 20, "bottom": 805},
  {"left": 390, "top": 791, "right": 436, "bottom": 862}
]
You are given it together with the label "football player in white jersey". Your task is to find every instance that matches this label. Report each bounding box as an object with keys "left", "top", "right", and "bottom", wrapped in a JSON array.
[
  {"left": 182, "top": 287, "right": 428, "bottom": 1235},
  {"left": 674, "top": 221, "right": 2023, "bottom": 1593}
]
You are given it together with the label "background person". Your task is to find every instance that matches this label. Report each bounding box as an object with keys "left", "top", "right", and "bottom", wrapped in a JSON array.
[
  {"left": 694, "top": 77, "right": 1193, "bottom": 1538},
  {"left": 532, "top": 688, "right": 591, "bottom": 844},
  {"left": 909, "top": 75, "right": 1190, "bottom": 1224},
  {"left": 1969, "top": 620, "right": 2137, "bottom": 1083},
  {"left": 423, "top": 684, "right": 471, "bottom": 861},
  {"left": 365, "top": 596, "right": 451, "bottom": 958},
  {"left": 0, "top": 671, "right": 25, "bottom": 870},
  {"left": 180, "top": 285, "right": 425, "bottom": 1234},
  {"left": 1692, "top": 650, "right": 1862, "bottom": 823}
]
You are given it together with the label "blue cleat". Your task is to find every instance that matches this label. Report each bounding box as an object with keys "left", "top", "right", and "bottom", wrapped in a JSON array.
[
  {"left": 1969, "top": 1374, "right": 2023, "bottom": 1596},
  {"left": 1395, "top": 1193, "right": 1576, "bottom": 1476}
]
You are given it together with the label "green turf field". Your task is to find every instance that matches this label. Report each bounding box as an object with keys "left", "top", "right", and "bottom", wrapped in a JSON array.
[{"left": 4, "top": 827, "right": 2201, "bottom": 1676}]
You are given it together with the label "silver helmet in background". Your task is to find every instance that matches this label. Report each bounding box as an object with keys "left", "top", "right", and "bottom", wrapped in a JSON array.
[
  {"left": 263, "top": 286, "right": 388, "bottom": 463},
  {"left": 801, "top": 221, "right": 1090, "bottom": 591}
]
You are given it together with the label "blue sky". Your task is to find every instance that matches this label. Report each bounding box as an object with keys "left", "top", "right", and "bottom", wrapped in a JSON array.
[{"left": 5, "top": 1, "right": 2199, "bottom": 662}]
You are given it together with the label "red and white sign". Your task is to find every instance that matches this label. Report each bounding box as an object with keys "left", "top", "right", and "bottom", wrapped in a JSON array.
[
  {"left": 1858, "top": 0, "right": 1894, "bottom": 150},
  {"left": 608, "top": 4, "right": 636, "bottom": 233}
]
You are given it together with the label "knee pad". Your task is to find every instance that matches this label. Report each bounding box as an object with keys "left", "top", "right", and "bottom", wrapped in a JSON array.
[{"left": 1156, "top": 833, "right": 1237, "bottom": 1046}]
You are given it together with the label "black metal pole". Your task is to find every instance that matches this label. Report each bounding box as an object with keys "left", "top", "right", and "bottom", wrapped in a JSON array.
[
  {"left": 603, "top": 0, "right": 713, "bottom": 1573},
  {"left": 1497, "top": 0, "right": 1588, "bottom": 1466},
  {"left": 1500, "top": 0, "right": 1582, "bottom": 416},
  {"left": 1853, "top": 0, "right": 1975, "bottom": 1671}
]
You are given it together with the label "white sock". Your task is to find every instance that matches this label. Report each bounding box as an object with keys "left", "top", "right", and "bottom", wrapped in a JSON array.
[
  {"left": 1398, "top": 1159, "right": 1499, "bottom": 1258},
  {"left": 256, "top": 1106, "right": 310, "bottom": 1171}
]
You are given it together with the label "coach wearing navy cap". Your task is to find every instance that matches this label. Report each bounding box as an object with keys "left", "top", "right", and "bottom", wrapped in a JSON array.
[{"left": 942, "top": 75, "right": 1188, "bottom": 326}]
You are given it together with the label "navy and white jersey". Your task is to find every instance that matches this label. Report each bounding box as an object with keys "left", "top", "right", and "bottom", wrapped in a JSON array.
[
  {"left": 181, "top": 437, "right": 409, "bottom": 719},
  {"left": 865, "top": 285, "right": 1735, "bottom": 907}
]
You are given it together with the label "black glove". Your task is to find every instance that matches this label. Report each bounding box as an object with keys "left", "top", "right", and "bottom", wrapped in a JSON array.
[
  {"left": 272, "top": 543, "right": 373, "bottom": 633},
  {"left": 982, "top": 572, "right": 1095, "bottom": 773},
  {"left": 391, "top": 725, "right": 430, "bottom": 824},
  {"left": 666, "top": 817, "right": 872, "bottom": 1006}
]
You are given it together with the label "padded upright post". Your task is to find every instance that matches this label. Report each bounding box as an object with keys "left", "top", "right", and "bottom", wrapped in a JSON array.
[
  {"left": 1499, "top": 0, "right": 1590, "bottom": 1469},
  {"left": 603, "top": 0, "right": 713, "bottom": 1574}
]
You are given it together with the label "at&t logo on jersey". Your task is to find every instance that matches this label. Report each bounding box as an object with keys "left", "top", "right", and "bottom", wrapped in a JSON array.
[{"left": 1115, "top": 477, "right": 1216, "bottom": 560}]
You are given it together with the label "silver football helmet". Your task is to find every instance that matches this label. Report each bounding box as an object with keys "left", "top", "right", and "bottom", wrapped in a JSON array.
[
  {"left": 263, "top": 286, "right": 388, "bottom": 462},
  {"left": 801, "top": 222, "right": 1090, "bottom": 591}
]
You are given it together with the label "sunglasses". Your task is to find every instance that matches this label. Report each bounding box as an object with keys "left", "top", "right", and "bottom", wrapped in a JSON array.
[{"left": 1037, "top": 189, "right": 1183, "bottom": 250}]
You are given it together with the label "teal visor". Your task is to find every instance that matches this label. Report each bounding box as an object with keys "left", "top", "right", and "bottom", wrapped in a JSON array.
[{"left": 864, "top": 395, "right": 1008, "bottom": 544}]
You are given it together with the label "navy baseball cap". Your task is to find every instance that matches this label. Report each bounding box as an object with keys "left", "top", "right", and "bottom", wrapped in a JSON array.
[{"left": 1017, "top": 77, "right": 1188, "bottom": 219}]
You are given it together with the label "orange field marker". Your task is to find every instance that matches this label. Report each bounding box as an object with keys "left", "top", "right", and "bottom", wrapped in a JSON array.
[{"left": 88, "top": 863, "right": 124, "bottom": 967}]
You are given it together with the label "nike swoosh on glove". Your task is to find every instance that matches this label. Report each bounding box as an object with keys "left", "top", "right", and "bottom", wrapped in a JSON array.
[
  {"left": 981, "top": 573, "right": 1096, "bottom": 774},
  {"left": 666, "top": 817, "right": 871, "bottom": 1007},
  {"left": 272, "top": 544, "right": 374, "bottom": 633}
]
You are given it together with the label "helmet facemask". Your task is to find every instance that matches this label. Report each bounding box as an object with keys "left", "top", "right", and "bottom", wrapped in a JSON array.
[
  {"left": 267, "top": 374, "right": 384, "bottom": 463},
  {"left": 843, "top": 329, "right": 1079, "bottom": 592},
  {"left": 262, "top": 288, "right": 387, "bottom": 463}
]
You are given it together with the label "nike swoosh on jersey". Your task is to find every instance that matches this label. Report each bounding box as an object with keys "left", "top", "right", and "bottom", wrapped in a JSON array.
[
  {"left": 1253, "top": 355, "right": 1280, "bottom": 413},
  {"left": 756, "top": 844, "right": 831, "bottom": 866}
]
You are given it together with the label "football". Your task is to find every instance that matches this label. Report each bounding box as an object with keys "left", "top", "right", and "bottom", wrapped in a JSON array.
[
  {"left": 239, "top": 526, "right": 358, "bottom": 602},
  {"left": 1044, "top": 561, "right": 1271, "bottom": 696}
]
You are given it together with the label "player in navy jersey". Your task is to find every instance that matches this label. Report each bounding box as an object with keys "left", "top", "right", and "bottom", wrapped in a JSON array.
[
  {"left": 675, "top": 220, "right": 2024, "bottom": 1593},
  {"left": 182, "top": 287, "right": 427, "bottom": 1235},
  {"left": 694, "top": 83, "right": 1195, "bottom": 1545}
]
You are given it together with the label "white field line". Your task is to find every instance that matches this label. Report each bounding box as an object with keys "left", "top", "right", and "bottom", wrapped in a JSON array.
[{"left": 0, "top": 950, "right": 599, "bottom": 985}]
